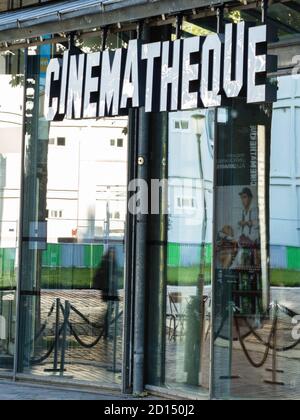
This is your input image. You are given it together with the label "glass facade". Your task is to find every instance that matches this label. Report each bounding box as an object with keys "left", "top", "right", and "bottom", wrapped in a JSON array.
[
  {"left": 0, "top": 0, "right": 300, "bottom": 400},
  {"left": 0, "top": 49, "right": 24, "bottom": 372},
  {"left": 146, "top": 22, "right": 214, "bottom": 396},
  {"left": 14, "top": 34, "right": 128, "bottom": 384},
  {"left": 211, "top": 77, "right": 300, "bottom": 400},
  {"left": 147, "top": 107, "right": 213, "bottom": 395}
]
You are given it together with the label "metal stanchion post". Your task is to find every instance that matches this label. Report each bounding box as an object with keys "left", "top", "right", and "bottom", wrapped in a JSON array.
[
  {"left": 45, "top": 298, "right": 61, "bottom": 373},
  {"left": 53, "top": 298, "right": 60, "bottom": 371},
  {"left": 228, "top": 300, "right": 234, "bottom": 377},
  {"left": 265, "top": 302, "right": 285, "bottom": 386},
  {"left": 8, "top": 300, "right": 12, "bottom": 351},
  {"left": 112, "top": 300, "right": 119, "bottom": 373},
  {"left": 219, "top": 302, "right": 240, "bottom": 380},
  {"left": 60, "top": 300, "right": 70, "bottom": 377},
  {"left": 220, "top": 278, "right": 240, "bottom": 381},
  {"left": 199, "top": 294, "right": 207, "bottom": 386}
]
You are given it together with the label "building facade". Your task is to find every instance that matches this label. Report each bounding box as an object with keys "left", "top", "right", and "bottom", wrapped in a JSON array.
[{"left": 0, "top": 0, "right": 299, "bottom": 400}]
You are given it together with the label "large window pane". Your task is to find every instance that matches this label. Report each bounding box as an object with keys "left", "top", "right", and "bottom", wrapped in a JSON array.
[
  {"left": 165, "top": 110, "right": 213, "bottom": 392},
  {"left": 146, "top": 20, "right": 215, "bottom": 398},
  {"left": 0, "top": 50, "right": 24, "bottom": 372},
  {"left": 212, "top": 75, "right": 300, "bottom": 400},
  {"left": 17, "top": 36, "right": 128, "bottom": 385}
]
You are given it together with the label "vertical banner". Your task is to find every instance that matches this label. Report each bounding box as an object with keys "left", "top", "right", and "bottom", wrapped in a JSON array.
[{"left": 214, "top": 102, "right": 271, "bottom": 320}]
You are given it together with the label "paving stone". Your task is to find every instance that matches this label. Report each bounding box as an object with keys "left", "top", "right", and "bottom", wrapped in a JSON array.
[{"left": 0, "top": 381, "right": 131, "bottom": 400}]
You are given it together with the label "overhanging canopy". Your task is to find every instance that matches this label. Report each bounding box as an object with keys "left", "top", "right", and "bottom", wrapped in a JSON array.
[{"left": 0, "top": 0, "right": 234, "bottom": 42}]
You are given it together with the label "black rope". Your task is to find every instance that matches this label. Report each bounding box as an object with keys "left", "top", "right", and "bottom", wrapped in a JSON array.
[
  {"left": 214, "top": 311, "right": 229, "bottom": 340},
  {"left": 29, "top": 324, "right": 64, "bottom": 366},
  {"left": 243, "top": 316, "right": 300, "bottom": 352},
  {"left": 68, "top": 310, "right": 123, "bottom": 349},
  {"left": 278, "top": 303, "right": 298, "bottom": 319},
  {"left": 69, "top": 304, "right": 103, "bottom": 330},
  {"left": 214, "top": 305, "right": 254, "bottom": 342},
  {"left": 215, "top": 300, "right": 300, "bottom": 353},
  {"left": 242, "top": 304, "right": 300, "bottom": 353},
  {"left": 235, "top": 312, "right": 277, "bottom": 369},
  {"left": 30, "top": 340, "right": 56, "bottom": 366},
  {"left": 25, "top": 300, "right": 125, "bottom": 365},
  {"left": 68, "top": 322, "right": 105, "bottom": 349},
  {"left": 24, "top": 301, "right": 56, "bottom": 348}
]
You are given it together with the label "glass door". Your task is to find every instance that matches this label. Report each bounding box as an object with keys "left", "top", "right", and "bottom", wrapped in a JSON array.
[
  {"left": 16, "top": 36, "right": 128, "bottom": 385},
  {"left": 0, "top": 49, "right": 24, "bottom": 373},
  {"left": 146, "top": 18, "right": 215, "bottom": 398}
]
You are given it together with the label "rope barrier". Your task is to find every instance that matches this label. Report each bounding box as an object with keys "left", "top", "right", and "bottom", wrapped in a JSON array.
[
  {"left": 22, "top": 299, "right": 124, "bottom": 368},
  {"left": 212, "top": 300, "right": 300, "bottom": 371},
  {"left": 234, "top": 301, "right": 300, "bottom": 370},
  {"left": 22, "top": 295, "right": 300, "bottom": 372}
]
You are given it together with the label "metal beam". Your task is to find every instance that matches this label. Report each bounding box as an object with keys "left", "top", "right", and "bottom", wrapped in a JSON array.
[
  {"left": 283, "top": 1, "right": 300, "bottom": 14},
  {"left": 244, "top": 8, "right": 298, "bottom": 34},
  {"left": 269, "top": 35, "right": 300, "bottom": 70},
  {"left": 0, "top": 0, "right": 238, "bottom": 42}
]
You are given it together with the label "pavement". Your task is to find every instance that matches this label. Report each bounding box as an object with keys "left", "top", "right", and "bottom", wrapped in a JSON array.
[{"left": 0, "top": 381, "right": 134, "bottom": 400}]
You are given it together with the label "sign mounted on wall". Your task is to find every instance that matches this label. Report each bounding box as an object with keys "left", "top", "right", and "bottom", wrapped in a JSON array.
[{"left": 44, "top": 22, "right": 277, "bottom": 121}]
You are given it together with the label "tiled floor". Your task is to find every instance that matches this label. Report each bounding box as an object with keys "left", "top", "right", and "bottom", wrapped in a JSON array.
[
  {"left": 2, "top": 287, "right": 300, "bottom": 400},
  {"left": 165, "top": 287, "right": 300, "bottom": 400},
  {"left": 0, "top": 381, "right": 131, "bottom": 400},
  {"left": 24, "top": 289, "right": 123, "bottom": 385}
]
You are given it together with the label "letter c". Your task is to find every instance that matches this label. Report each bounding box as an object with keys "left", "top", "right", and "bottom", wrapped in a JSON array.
[{"left": 44, "top": 58, "right": 61, "bottom": 121}]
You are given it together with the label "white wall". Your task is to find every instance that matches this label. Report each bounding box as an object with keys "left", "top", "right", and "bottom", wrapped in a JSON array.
[
  {"left": 0, "top": 75, "right": 23, "bottom": 248},
  {"left": 270, "top": 76, "right": 300, "bottom": 247},
  {"left": 168, "top": 110, "right": 214, "bottom": 246},
  {"left": 46, "top": 119, "right": 128, "bottom": 242}
]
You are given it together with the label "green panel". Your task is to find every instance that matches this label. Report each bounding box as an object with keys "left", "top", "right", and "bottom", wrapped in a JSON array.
[
  {"left": 168, "top": 243, "right": 181, "bottom": 267},
  {"left": 42, "top": 244, "right": 61, "bottom": 267},
  {"left": 84, "top": 244, "right": 104, "bottom": 268},
  {"left": 205, "top": 244, "right": 212, "bottom": 265},
  {"left": 0, "top": 249, "right": 15, "bottom": 273},
  {"left": 42, "top": 246, "right": 50, "bottom": 266},
  {"left": 287, "top": 247, "right": 300, "bottom": 271},
  {"left": 0, "top": 249, "right": 15, "bottom": 281},
  {"left": 167, "top": 243, "right": 212, "bottom": 268},
  {"left": 93, "top": 245, "right": 104, "bottom": 268}
]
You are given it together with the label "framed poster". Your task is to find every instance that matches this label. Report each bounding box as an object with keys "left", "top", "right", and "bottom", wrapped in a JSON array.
[{"left": 214, "top": 102, "right": 271, "bottom": 320}]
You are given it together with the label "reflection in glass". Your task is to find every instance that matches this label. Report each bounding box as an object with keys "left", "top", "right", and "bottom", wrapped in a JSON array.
[
  {"left": 212, "top": 77, "right": 300, "bottom": 399},
  {"left": 17, "top": 38, "right": 128, "bottom": 385},
  {"left": 147, "top": 109, "right": 213, "bottom": 395},
  {"left": 166, "top": 111, "right": 213, "bottom": 391},
  {"left": 0, "top": 50, "right": 24, "bottom": 372}
]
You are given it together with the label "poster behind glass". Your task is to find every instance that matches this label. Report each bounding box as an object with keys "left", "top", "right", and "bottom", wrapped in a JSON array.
[{"left": 215, "top": 103, "right": 271, "bottom": 323}]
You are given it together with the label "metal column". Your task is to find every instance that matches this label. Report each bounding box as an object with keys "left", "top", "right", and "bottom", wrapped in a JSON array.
[{"left": 132, "top": 24, "right": 150, "bottom": 396}]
